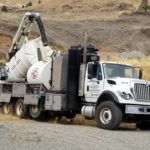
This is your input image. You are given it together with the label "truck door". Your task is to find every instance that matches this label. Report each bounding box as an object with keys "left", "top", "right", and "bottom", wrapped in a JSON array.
[{"left": 84, "top": 62, "right": 103, "bottom": 102}]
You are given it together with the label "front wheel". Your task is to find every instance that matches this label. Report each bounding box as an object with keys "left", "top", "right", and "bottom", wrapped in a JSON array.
[
  {"left": 29, "top": 105, "right": 43, "bottom": 119},
  {"left": 95, "top": 101, "right": 122, "bottom": 130}
]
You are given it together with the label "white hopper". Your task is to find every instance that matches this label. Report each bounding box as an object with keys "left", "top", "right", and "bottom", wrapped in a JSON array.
[
  {"left": 6, "top": 38, "right": 54, "bottom": 82},
  {"left": 27, "top": 61, "right": 52, "bottom": 90}
]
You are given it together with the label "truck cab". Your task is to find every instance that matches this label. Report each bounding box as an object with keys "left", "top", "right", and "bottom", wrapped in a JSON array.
[
  {"left": 82, "top": 61, "right": 150, "bottom": 129},
  {"left": 85, "top": 62, "right": 139, "bottom": 102}
]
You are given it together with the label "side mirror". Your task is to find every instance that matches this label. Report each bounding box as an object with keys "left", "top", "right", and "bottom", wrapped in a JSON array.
[
  {"left": 139, "top": 68, "right": 143, "bottom": 79},
  {"left": 88, "top": 64, "right": 94, "bottom": 79}
]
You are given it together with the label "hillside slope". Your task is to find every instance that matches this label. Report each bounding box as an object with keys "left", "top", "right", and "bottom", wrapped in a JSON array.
[
  {"left": 0, "top": 0, "right": 143, "bottom": 12},
  {"left": 0, "top": 0, "right": 150, "bottom": 58},
  {"left": 31, "top": 0, "right": 142, "bottom": 12}
]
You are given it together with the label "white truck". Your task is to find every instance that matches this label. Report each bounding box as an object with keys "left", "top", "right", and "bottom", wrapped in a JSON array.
[{"left": 0, "top": 12, "right": 150, "bottom": 130}]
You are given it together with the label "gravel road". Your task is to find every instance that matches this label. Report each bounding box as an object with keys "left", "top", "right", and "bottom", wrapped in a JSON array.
[{"left": 0, "top": 115, "right": 150, "bottom": 150}]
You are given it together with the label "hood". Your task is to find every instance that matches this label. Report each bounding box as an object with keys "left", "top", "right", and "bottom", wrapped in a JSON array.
[{"left": 107, "top": 77, "right": 150, "bottom": 87}]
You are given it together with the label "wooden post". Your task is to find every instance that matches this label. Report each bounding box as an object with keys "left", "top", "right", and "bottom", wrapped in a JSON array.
[{"left": 83, "top": 32, "right": 87, "bottom": 64}]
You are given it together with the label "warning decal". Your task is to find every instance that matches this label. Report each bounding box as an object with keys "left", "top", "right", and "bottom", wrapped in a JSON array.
[{"left": 31, "top": 68, "right": 38, "bottom": 79}]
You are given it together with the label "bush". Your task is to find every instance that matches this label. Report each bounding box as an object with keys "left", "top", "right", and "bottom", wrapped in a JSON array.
[
  {"left": 119, "top": 3, "right": 134, "bottom": 11},
  {"left": 142, "top": 5, "right": 150, "bottom": 12},
  {"left": 1, "top": 5, "right": 8, "bottom": 12},
  {"left": 26, "top": 1, "right": 32, "bottom": 7},
  {"left": 62, "top": 4, "right": 73, "bottom": 11}
]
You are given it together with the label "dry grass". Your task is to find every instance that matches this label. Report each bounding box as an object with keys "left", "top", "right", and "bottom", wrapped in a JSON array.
[
  {"left": 0, "top": 114, "right": 18, "bottom": 121},
  {"left": 47, "top": 115, "right": 96, "bottom": 126},
  {"left": 73, "top": 115, "right": 96, "bottom": 126},
  {"left": 42, "top": 11, "right": 124, "bottom": 21},
  {"left": 31, "top": 0, "right": 142, "bottom": 12}
]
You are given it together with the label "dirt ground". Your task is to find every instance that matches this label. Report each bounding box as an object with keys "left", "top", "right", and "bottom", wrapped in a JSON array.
[{"left": 0, "top": 114, "right": 149, "bottom": 150}]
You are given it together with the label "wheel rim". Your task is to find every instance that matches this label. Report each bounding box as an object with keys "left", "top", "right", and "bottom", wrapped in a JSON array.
[
  {"left": 31, "top": 106, "right": 39, "bottom": 113},
  {"left": 16, "top": 102, "right": 23, "bottom": 116},
  {"left": 100, "top": 108, "right": 112, "bottom": 125}
]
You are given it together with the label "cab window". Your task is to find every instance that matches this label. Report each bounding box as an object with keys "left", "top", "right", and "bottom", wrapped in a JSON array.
[{"left": 88, "top": 63, "right": 102, "bottom": 80}]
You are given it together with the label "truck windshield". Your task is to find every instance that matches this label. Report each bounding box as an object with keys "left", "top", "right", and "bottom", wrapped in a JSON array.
[{"left": 103, "top": 63, "right": 137, "bottom": 79}]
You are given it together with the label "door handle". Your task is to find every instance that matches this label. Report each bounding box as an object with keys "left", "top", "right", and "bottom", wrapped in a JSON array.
[{"left": 87, "top": 86, "right": 89, "bottom": 91}]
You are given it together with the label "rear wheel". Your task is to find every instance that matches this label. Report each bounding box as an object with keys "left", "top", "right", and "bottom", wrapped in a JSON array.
[
  {"left": 29, "top": 105, "right": 43, "bottom": 119},
  {"left": 2, "top": 103, "right": 13, "bottom": 115},
  {"left": 95, "top": 101, "right": 122, "bottom": 130},
  {"left": 15, "top": 99, "right": 28, "bottom": 118}
]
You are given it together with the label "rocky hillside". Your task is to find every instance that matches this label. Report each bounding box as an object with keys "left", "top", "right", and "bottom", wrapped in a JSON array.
[{"left": 0, "top": 0, "right": 150, "bottom": 59}]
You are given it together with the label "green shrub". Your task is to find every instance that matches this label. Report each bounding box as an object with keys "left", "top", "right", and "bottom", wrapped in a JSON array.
[
  {"left": 142, "top": 0, "right": 150, "bottom": 13},
  {"left": 1, "top": 5, "right": 8, "bottom": 12},
  {"left": 142, "top": 5, "right": 150, "bottom": 12},
  {"left": 26, "top": 1, "right": 32, "bottom": 7}
]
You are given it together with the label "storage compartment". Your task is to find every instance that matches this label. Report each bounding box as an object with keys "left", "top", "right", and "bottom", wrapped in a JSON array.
[
  {"left": 45, "top": 93, "right": 66, "bottom": 111},
  {"left": 52, "top": 55, "right": 68, "bottom": 92}
]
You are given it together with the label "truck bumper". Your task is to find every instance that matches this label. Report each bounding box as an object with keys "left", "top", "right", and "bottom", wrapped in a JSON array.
[{"left": 125, "top": 105, "right": 150, "bottom": 115}]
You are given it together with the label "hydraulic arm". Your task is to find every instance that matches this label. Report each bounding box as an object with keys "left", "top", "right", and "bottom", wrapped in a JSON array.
[{"left": 8, "top": 12, "right": 48, "bottom": 60}]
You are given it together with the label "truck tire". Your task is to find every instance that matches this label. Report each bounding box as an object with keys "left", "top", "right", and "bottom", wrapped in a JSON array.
[
  {"left": 15, "top": 99, "right": 28, "bottom": 118},
  {"left": 29, "top": 105, "right": 42, "bottom": 119},
  {"left": 95, "top": 101, "right": 122, "bottom": 130},
  {"left": 2, "top": 103, "right": 13, "bottom": 115},
  {"left": 65, "top": 112, "right": 76, "bottom": 119}
]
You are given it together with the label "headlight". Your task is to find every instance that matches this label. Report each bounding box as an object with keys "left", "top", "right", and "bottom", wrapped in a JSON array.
[{"left": 119, "top": 92, "right": 133, "bottom": 100}]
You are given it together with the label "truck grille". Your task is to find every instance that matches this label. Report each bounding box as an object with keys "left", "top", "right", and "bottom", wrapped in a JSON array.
[{"left": 134, "top": 83, "right": 150, "bottom": 100}]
